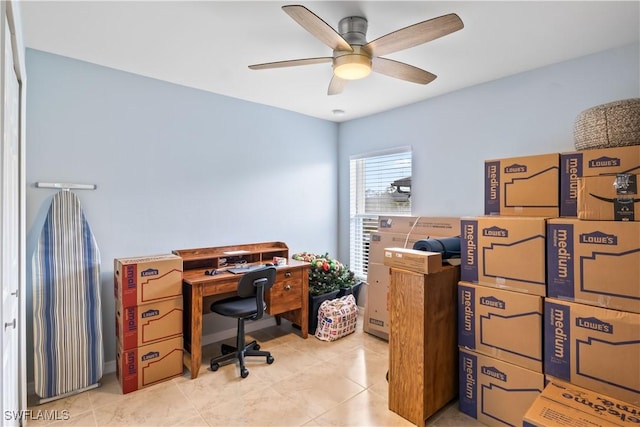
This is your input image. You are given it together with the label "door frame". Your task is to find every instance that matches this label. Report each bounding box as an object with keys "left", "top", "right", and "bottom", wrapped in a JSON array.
[{"left": 2, "top": 0, "right": 27, "bottom": 422}]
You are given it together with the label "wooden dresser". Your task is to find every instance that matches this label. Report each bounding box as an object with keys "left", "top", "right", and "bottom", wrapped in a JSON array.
[
  {"left": 173, "top": 241, "right": 309, "bottom": 379},
  {"left": 388, "top": 264, "right": 460, "bottom": 426}
]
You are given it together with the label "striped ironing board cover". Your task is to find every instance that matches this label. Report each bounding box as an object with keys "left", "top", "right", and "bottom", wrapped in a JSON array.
[{"left": 32, "top": 190, "right": 103, "bottom": 400}]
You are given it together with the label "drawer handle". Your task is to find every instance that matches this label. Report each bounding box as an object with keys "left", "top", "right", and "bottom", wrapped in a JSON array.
[
  {"left": 284, "top": 284, "right": 291, "bottom": 291},
  {"left": 285, "top": 272, "right": 291, "bottom": 278}
]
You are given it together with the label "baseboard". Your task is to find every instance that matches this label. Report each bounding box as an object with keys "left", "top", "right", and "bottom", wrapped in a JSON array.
[
  {"left": 200, "top": 316, "right": 277, "bottom": 347},
  {"left": 27, "top": 317, "right": 278, "bottom": 396}
]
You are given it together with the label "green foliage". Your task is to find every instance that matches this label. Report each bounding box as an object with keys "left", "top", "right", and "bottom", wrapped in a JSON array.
[{"left": 292, "top": 252, "right": 357, "bottom": 296}]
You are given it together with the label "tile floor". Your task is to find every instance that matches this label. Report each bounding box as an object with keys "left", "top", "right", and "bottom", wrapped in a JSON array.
[{"left": 27, "top": 314, "right": 484, "bottom": 427}]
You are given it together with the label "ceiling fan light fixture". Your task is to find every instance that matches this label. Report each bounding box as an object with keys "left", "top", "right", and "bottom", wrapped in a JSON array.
[{"left": 333, "top": 54, "right": 372, "bottom": 80}]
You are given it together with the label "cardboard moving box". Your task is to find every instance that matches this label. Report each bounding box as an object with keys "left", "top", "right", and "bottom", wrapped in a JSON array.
[
  {"left": 544, "top": 298, "right": 640, "bottom": 405},
  {"left": 116, "top": 336, "right": 184, "bottom": 394},
  {"left": 560, "top": 145, "right": 640, "bottom": 217},
  {"left": 114, "top": 254, "right": 183, "bottom": 308},
  {"left": 459, "top": 348, "right": 544, "bottom": 427},
  {"left": 547, "top": 219, "right": 640, "bottom": 313},
  {"left": 363, "top": 263, "right": 390, "bottom": 340},
  {"left": 461, "top": 216, "right": 547, "bottom": 296},
  {"left": 578, "top": 173, "right": 639, "bottom": 221},
  {"left": 484, "top": 153, "right": 560, "bottom": 217},
  {"left": 368, "top": 232, "right": 422, "bottom": 265},
  {"left": 116, "top": 297, "right": 183, "bottom": 350},
  {"left": 377, "top": 216, "right": 460, "bottom": 236},
  {"left": 382, "top": 247, "right": 442, "bottom": 274},
  {"left": 458, "top": 282, "right": 543, "bottom": 372},
  {"left": 524, "top": 379, "right": 640, "bottom": 427}
]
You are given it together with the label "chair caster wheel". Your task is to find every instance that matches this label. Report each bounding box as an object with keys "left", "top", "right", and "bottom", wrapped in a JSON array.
[
  {"left": 253, "top": 344, "right": 260, "bottom": 351},
  {"left": 241, "top": 368, "right": 249, "bottom": 378},
  {"left": 267, "top": 355, "right": 275, "bottom": 364},
  {"left": 211, "top": 362, "right": 220, "bottom": 372}
]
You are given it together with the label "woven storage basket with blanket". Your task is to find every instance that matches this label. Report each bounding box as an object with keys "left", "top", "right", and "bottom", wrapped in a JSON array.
[{"left": 574, "top": 98, "right": 640, "bottom": 150}]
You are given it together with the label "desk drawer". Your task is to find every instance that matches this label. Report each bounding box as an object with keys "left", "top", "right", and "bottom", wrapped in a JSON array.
[{"left": 266, "top": 269, "right": 302, "bottom": 315}]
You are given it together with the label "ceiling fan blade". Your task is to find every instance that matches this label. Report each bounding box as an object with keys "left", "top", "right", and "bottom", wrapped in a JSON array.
[
  {"left": 249, "top": 57, "right": 332, "bottom": 70},
  {"left": 372, "top": 57, "right": 437, "bottom": 85},
  {"left": 282, "top": 5, "right": 353, "bottom": 52},
  {"left": 328, "top": 75, "right": 347, "bottom": 95},
  {"left": 364, "top": 13, "right": 463, "bottom": 57}
]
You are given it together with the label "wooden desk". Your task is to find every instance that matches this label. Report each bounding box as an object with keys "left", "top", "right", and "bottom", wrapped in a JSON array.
[{"left": 174, "top": 243, "right": 309, "bottom": 379}]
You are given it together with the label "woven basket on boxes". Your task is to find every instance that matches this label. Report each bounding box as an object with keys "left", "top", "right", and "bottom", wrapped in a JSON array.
[{"left": 574, "top": 98, "right": 640, "bottom": 150}]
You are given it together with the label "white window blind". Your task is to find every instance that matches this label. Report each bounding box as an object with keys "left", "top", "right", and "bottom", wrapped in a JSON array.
[{"left": 349, "top": 148, "right": 412, "bottom": 279}]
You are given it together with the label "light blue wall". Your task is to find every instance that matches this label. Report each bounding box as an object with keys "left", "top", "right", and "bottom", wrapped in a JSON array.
[
  {"left": 25, "top": 43, "right": 640, "bottom": 380},
  {"left": 337, "top": 43, "right": 640, "bottom": 261},
  {"left": 25, "top": 49, "right": 339, "bottom": 379}
]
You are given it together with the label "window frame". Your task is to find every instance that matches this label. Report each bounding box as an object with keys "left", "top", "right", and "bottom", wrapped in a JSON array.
[{"left": 349, "top": 147, "right": 412, "bottom": 279}]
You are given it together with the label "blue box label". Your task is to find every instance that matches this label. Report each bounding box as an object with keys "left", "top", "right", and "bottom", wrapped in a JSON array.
[
  {"left": 580, "top": 231, "right": 618, "bottom": 246},
  {"left": 547, "top": 223, "right": 575, "bottom": 300},
  {"left": 576, "top": 316, "right": 614, "bottom": 334},
  {"left": 588, "top": 156, "right": 622, "bottom": 169},
  {"left": 461, "top": 220, "right": 478, "bottom": 283},
  {"left": 560, "top": 153, "right": 583, "bottom": 217},
  {"left": 485, "top": 161, "right": 501, "bottom": 215},
  {"left": 480, "top": 296, "right": 506, "bottom": 310},
  {"left": 141, "top": 309, "right": 160, "bottom": 319},
  {"left": 481, "top": 365, "right": 507, "bottom": 382},
  {"left": 504, "top": 163, "right": 527, "bottom": 174},
  {"left": 141, "top": 268, "right": 159, "bottom": 277},
  {"left": 482, "top": 225, "right": 508, "bottom": 238},
  {"left": 544, "top": 301, "right": 571, "bottom": 380},
  {"left": 459, "top": 351, "right": 478, "bottom": 419},
  {"left": 458, "top": 285, "right": 476, "bottom": 349}
]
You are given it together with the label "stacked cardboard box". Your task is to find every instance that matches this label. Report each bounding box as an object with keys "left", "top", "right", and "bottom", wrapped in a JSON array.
[
  {"left": 559, "top": 145, "right": 640, "bottom": 218},
  {"left": 544, "top": 218, "right": 640, "bottom": 406},
  {"left": 484, "top": 153, "right": 560, "bottom": 217},
  {"left": 547, "top": 146, "right": 640, "bottom": 412},
  {"left": 524, "top": 379, "right": 640, "bottom": 427},
  {"left": 113, "top": 254, "right": 184, "bottom": 394},
  {"left": 363, "top": 216, "right": 460, "bottom": 340},
  {"left": 459, "top": 147, "right": 640, "bottom": 426},
  {"left": 577, "top": 173, "right": 639, "bottom": 221},
  {"left": 459, "top": 153, "right": 559, "bottom": 426}
]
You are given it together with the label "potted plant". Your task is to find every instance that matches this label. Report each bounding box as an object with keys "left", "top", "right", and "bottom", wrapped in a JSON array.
[
  {"left": 292, "top": 252, "right": 357, "bottom": 333},
  {"left": 335, "top": 266, "right": 363, "bottom": 303}
]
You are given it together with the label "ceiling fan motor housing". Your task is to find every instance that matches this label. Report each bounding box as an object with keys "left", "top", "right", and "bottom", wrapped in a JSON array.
[
  {"left": 333, "top": 16, "right": 372, "bottom": 79},
  {"left": 338, "top": 16, "right": 368, "bottom": 46}
]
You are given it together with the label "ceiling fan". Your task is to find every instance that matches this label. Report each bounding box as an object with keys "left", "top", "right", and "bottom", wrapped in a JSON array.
[{"left": 248, "top": 5, "right": 464, "bottom": 95}]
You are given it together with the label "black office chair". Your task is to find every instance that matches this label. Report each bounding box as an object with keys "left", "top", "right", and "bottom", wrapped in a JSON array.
[{"left": 209, "top": 266, "right": 276, "bottom": 378}]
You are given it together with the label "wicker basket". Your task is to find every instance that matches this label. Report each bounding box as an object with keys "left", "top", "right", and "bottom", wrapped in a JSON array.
[{"left": 574, "top": 98, "right": 640, "bottom": 150}]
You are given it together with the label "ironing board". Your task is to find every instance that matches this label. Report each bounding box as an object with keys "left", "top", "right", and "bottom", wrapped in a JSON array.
[{"left": 32, "top": 190, "right": 103, "bottom": 402}]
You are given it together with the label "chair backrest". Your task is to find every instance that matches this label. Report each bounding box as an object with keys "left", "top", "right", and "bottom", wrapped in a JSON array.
[{"left": 237, "top": 266, "right": 277, "bottom": 319}]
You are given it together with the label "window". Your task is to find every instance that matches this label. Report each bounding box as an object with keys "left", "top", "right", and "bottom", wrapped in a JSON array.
[{"left": 349, "top": 148, "right": 412, "bottom": 279}]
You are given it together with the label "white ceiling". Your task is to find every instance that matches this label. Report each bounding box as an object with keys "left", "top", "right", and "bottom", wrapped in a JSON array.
[{"left": 19, "top": 1, "right": 640, "bottom": 122}]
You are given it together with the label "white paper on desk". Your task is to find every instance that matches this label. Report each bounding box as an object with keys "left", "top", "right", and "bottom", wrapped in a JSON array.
[{"left": 223, "top": 250, "right": 251, "bottom": 255}]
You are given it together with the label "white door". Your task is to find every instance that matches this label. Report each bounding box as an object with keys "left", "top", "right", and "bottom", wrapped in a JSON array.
[{"left": 1, "top": 12, "right": 21, "bottom": 426}]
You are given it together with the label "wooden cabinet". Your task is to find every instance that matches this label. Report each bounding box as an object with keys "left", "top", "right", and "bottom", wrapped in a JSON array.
[
  {"left": 388, "top": 265, "right": 460, "bottom": 427},
  {"left": 267, "top": 269, "right": 303, "bottom": 315}
]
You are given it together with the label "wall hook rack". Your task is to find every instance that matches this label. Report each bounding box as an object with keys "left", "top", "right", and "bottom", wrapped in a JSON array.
[{"left": 35, "top": 182, "right": 97, "bottom": 191}]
